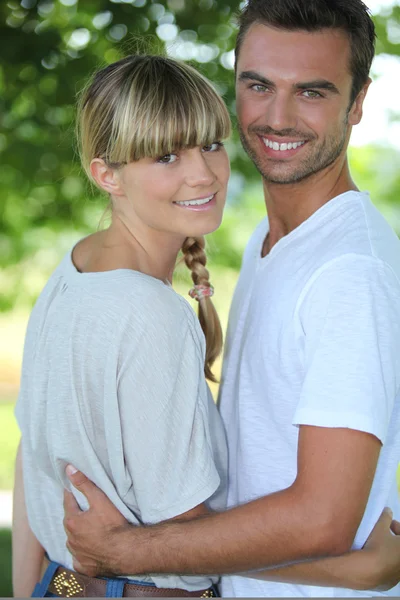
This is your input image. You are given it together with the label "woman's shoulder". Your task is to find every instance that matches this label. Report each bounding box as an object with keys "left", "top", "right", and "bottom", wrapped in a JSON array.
[
  {"left": 117, "top": 283, "right": 206, "bottom": 371},
  {"left": 62, "top": 237, "right": 205, "bottom": 349},
  {"left": 122, "top": 280, "right": 203, "bottom": 344}
]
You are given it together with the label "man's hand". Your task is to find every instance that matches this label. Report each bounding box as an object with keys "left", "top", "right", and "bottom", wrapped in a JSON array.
[
  {"left": 64, "top": 466, "right": 400, "bottom": 589},
  {"left": 363, "top": 507, "right": 400, "bottom": 591},
  {"left": 63, "top": 465, "right": 132, "bottom": 577}
]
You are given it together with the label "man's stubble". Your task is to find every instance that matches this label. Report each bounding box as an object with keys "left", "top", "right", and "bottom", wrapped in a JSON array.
[{"left": 237, "top": 116, "right": 349, "bottom": 185}]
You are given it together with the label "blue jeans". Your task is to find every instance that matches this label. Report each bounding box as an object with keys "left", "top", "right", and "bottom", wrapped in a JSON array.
[{"left": 31, "top": 559, "right": 157, "bottom": 598}]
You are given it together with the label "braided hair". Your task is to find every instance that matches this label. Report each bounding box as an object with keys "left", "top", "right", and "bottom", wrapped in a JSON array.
[{"left": 182, "top": 236, "right": 223, "bottom": 382}]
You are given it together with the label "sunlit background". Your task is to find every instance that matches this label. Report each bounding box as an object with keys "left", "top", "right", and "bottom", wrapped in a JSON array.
[{"left": 1, "top": 0, "right": 400, "bottom": 593}]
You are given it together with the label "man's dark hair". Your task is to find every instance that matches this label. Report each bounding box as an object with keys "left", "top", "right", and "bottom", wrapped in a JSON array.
[{"left": 235, "top": 0, "right": 376, "bottom": 104}]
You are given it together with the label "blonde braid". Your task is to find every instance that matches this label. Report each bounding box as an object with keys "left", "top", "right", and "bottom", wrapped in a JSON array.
[{"left": 181, "top": 236, "right": 223, "bottom": 382}]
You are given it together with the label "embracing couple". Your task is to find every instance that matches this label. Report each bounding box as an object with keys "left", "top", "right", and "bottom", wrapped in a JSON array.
[{"left": 13, "top": 0, "right": 400, "bottom": 597}]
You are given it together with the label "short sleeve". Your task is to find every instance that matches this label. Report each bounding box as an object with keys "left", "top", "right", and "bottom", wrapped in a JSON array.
[
  {"left": 116, "top": 303, "right": 221, "bottom": 524},
  {"left": 293, "top": 255, "right": 400, "bottom": 443}
]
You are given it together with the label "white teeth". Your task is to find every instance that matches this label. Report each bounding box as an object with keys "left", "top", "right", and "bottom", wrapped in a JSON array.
[
  {"left": 263, "top": 138, "right": 305, "bottom": 151},
  {"left": 175, "top": 194, "right": 214, "bottom": 207}
]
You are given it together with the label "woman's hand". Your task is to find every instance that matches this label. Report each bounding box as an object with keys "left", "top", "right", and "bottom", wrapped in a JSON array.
[
  {"left": 361, "top": 507, "right": 400, "bottom": 591},
  {"left": 240, "top": 507, "right": 400, "bottom": 591}
]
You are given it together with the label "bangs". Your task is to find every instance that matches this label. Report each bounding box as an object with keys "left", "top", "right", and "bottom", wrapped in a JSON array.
[{"left": 105, "top": 57, "right": 231, "bottom": 164}]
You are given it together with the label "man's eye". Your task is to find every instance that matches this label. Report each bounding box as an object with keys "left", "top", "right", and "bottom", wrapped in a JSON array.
[
  {"left": 157, "top": 153, "right": 178, "bottom": 164},
  {"left": 202, "top": 142, "right": 223, "bottom": 153},
  {"left": 251, "top": 84, "right": 268, "bottom": 92},
  {"left": 302, "top": 90, "right": 322, "bottom": 98}
]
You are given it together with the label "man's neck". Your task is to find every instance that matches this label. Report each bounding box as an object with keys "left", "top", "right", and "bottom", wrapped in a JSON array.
[{"left": 262, "top": 159, "right": 358, "bottom": 256}]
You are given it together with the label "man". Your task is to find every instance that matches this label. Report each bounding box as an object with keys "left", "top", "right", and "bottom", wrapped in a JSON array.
[{"left": 64, "top": 0, "right": 400, "bottom": 596}]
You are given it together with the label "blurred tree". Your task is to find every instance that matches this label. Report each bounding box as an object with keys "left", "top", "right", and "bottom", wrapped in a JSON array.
[
  {"left": 1, "top": 0, "right": 400, "bottom": 308},
  {"left": 0, "top": 0, "right": 241, "bottom": 274}
]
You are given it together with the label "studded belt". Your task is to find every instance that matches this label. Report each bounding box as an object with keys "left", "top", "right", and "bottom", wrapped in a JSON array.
[{"left": 39, "top": 557, "right": 216, "bottom": 597}]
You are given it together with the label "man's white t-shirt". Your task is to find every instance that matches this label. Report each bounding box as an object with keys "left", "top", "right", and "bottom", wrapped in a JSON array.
[
  {"left": 219, "top": 191, "right": 400, "bottom": 597},
  {"left": 15, "top": 251, "right": 228, "bottom": 591}
]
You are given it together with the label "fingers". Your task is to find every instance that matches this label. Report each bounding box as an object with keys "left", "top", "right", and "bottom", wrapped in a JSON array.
[
  {"left": 381, "top": 506, "right": 393, "bottom": 520},
  {"left": 66, "top": 533, "right": 98, "bottom": 577},
  {"left": 377, "top": 507, "right": 393, "bottom": 528},
  {"left": 364, "top": 507, "right": 394, "bottom": 548},
  {"left": 72, "top": 557, "right": 85, "bottom": 574},
  {"left": 65, "top": 464, "right": 103, "bottom": 506},
  {"left": 66, "top": 540, "right": 73, "bottom": 555},
  {"left": 63, "top": 488, "right": 81, "bottom": 516},
  {"left": 373, "top": 507, "right": 393, "bottom": 533},
  {"left": 66, "top": 465, "right": 90, "bottom": 488},
  {"left": 391, "top": 519, "right": 400, "bottom": 536}
]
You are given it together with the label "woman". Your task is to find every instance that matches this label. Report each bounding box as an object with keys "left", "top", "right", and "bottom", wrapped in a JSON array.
[{"left": 13, "top": 54, "right": 399, "bottom": 598}]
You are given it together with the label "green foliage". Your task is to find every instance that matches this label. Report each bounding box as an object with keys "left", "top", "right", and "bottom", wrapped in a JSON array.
[
  {"left": 0, "top": 529, "right": 12, "bottom": 597},
  {"left": 0, "top": 403, "right": 20, "bottom": 489},
  {"left": 373, "top": 4, "right": 400, "bottom": 57},
  {"left": 207, "top": 179, "right": 265, "bottom": 269},
  {"left": 1, "top": 1, "right": 400, "bottom": 308},
  {"left": 349, "top": 145, "right": 400, "bottom": 231},
  {"left": 0, "top": 0, "right": 239, "bottom": 270}
]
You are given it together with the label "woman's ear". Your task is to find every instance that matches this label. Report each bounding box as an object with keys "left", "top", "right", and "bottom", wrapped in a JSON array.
[{"left": 90, "top": 159, "right": 124, "bottom": 196}]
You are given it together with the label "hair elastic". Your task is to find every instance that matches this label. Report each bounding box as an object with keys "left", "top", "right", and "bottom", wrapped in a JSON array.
[{"left": 189, "top": 284, "right": 214, "bottom": 301}]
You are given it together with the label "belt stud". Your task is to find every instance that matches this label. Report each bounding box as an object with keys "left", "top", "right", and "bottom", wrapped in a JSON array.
[{"left": 53, "top": 571, "right": 84, "bottom": 597}]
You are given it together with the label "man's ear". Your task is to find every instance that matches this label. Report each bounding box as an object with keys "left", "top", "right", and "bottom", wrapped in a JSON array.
[
  {"left": 348, "top": 77, "right": 372, "bottom": 126},
  {"left": 90, "top": 158, "right": 124, "bottom": 196}
]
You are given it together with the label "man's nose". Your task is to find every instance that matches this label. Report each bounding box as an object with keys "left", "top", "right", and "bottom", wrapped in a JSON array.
[{"left": 265, "top": 94, "right": 297, "bottom": 132}]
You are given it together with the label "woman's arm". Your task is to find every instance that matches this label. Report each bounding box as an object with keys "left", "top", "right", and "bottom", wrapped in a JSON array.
[
  {"left": 241, "top": 507, "right": 400, "bottom": 591},
  {"left": 12, "top": 441, "right": 45, "bottom": 598}
]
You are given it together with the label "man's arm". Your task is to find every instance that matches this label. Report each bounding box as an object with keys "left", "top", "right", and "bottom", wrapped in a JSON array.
[
  {"left": 64, "top": 425, "right": 380, "bottom": 576},
  {"left": 241, "top": 508, "right": 400, "bottom": 591},
  {"left": 65, "top": 474, "right": 400, "bottom": 591},
  {"left": 12, "top": 441, "right": 44, "bottom": 597}
]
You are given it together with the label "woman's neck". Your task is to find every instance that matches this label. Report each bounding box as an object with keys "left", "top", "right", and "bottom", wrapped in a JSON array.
[{"left": 74, "top": 218, "right": 184, "bottom": 284}]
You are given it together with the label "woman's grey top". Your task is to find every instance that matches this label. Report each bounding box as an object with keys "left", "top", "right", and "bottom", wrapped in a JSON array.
[{"left": 16, "top": 249, "right": 228, "bottom": 591}]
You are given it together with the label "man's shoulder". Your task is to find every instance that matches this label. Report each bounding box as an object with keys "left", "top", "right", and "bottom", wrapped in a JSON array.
[
  {"left": 357, "top": 195, "right": 400, "bottom": 274},
  {"left": 297, "top": 253, "right": 400, "bottom": 322},
  {"left": 301, "top": 192, "right": 400, "bottom": 283},
  {"left": 330, "top": 191, "right": 399, "bottom": 256}
]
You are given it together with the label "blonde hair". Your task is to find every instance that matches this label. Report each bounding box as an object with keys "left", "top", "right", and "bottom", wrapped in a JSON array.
[
  {"left": 182, "top": 237, "right": 223, "bottom": 382},
  {"left": 77, "top": 54, "right": 230, "bottom": 380}
]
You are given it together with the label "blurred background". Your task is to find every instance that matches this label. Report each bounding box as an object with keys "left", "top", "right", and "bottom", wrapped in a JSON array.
[{"left": 1, "top": 0, "right": 400, "bottom": 594}]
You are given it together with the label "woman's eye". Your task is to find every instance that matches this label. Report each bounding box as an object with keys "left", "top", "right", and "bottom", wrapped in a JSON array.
[
  {"left": 202, "top": 142, "right": 223, "bottom": 153},
  {"left": 157, "top": 153, "right": 178, "bottom": 164}
]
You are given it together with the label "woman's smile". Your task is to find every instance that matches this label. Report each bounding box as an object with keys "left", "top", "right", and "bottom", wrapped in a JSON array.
[{"left": 173, "top": 193, "right": 217, "bottom": 210}]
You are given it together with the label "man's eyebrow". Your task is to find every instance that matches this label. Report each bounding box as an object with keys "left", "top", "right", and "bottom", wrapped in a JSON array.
[
  {"left": 238, "top": 71, "right": 275, "bottom": 88},
  {"left": 238, "top": 72, "right": 340, "bottom": 95},
  {"left": 295, "top": 80, "right": 340, "bottom": 94}
]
